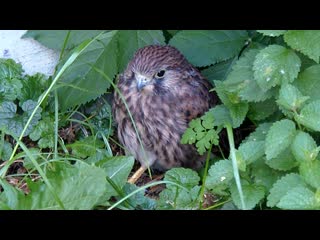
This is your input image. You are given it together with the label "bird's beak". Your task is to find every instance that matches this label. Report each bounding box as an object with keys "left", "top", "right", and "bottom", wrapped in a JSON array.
[{"left": 136, "top": 73, "right": 150, "bottom": 91}]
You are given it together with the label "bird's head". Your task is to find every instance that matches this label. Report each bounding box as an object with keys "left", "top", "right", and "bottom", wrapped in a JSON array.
[{"left": 121, "top": 45, "right": 195, "bottom": 95}]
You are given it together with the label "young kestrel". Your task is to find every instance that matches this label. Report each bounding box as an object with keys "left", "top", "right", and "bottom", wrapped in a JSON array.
[{"left": 113, "top": 45, "right": 218, "bottom": 182}]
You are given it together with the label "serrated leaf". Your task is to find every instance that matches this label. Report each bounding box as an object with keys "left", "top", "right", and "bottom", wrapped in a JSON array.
[
  {"left": 0, "top": 140, "right": 12, "bottom": 161},
  {"left": 23, "top": 30, "right": 104, "bottom": 50},
  {"left": 265, "top": 119, "right": 296, "bottom": 160},
  {"left": 164, "top": 168, "right": 200, "bottom": 190},
  {"left": 277, "top": 186, "right": 319, "bottom": 210},
  {"left": 295, "top": 100, "right": 320, "bottom": 132},
  {"left": 67, "top": 136, "right": 105, "bottom": 158},
  {"left": 117, "top": 30, "right": 165, "bottom": 72},
  {"left": 257, "top": 30, "right": 287, "bottom": 37},
  {"left": 244, "top": 122, "right": 272, "bottom": 142},
  {"left": 291, "top": 131, "right": 319, "bottom": 163},
  {"left": 284, "top": 30, "right": 320, "bottom": 63},
  {"left": 238, "top": 140, "right": 265, "bottom": 164},
  {"left": 169, "top": 30, "right": 248, "bottom": 67},
  {"left": 267, "top": 173, "right": 306, "bottom": 207},
  {"left": 299, "top": 160, "right": 320, "bottom": 189},
  {"left": 295, "top": 65, "right": 320, "bottom": 103},
  {"left": 230, "top": 181, "right": 265, "bottom": 210},
  {"left": 29, "top": 116, "right": 55, "bottom": 149},
  {"left": 253, "top": 45, "right": 301, "bottom": 90},
  {"left": 209, "top": 105, "right": 232, "bottom": 127},
  {"left": 122, "top": 184, "right": 156, "bottom": 210},
  {"left": 248, "top": 98, "right": 278, "bottom": 121},
  {"left": 266, "top": 147, "right": 298, "bottom": 171},
  {"left": 206, "top": 159, "right": 233, "bottom": 189},
  {"left": 277, "top": 83, "right": 309, "bottom": 111},
  {"left": 201, "top": 58, "right": 234, "bottom": 82}
]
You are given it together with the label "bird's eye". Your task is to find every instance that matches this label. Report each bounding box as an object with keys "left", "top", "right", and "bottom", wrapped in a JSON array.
[{"left": 155, "top": 70, "right": 166, "bottom": 79}]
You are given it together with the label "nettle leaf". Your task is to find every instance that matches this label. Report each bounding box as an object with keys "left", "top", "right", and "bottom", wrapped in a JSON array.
[
  {"left": 206, "top": 159, "right": 233, "bottom": 189},
  {"left": 295, "top": 100, "right": 320, "bottom": 132},
  {"left": 267, "top": 173, "right": 307, "bottom": 207},
  {"left": 284, "top": 30, "right": 320, "bottom": 63},
  {"left": 164, "top": 168, "right": 200, "bottom": 190},
  {"left": 224, "top": 49, "right": 275, "bottom": 102},
  {"left": 122, "top": 184, "right": 156, "bottom": 210},
  {"left": 23, "top": 30, "right": 104, "bottom": 50},
  {"left": 266, "top": 147, "right": 298, "bottom": 171},
  {"left": 291, "top": 131, "right": 319, "bottom": 163},
  {"left": 277, "top": 186, "right": 319, "bottom": 210},
  {"left": 299, "top": 160, "right": 320, "bottom": 189},
  {"left": 238, "top": 140, "right": 265, "bottom": 164},
  {"left": 265, "top": 119, "right": 296, "bottom": 160},
  {"left": 230, "top": 180, "right": 265, "bottom": 210},
  {"left": 0, "top": 141, "right": 12, "bottom": 161},
  {"left": 67, "top": 136, "right": 105, "bottom": 159},
  {"left": 248, "top": 98, "right": 278, "bottom": 121},
  {"left": 201, "top": 58, "right": 234, "bottom": 82},
  {"left": 19, "top": 161, "right": 107, "bottom": 210},
  {"left": 253, "top": 45, "right": 301, "bottom": 90},
  {"left": 117, "top": 30, "right": 165, "bottom": 72},
  {"left": 29, "top": 116, "right": 55, "bottom": 149},
  {"left": 295, "top": 65, "right": 320, "bottom": 103},
  {"left": 244, "top": 122, "right": 272, "bottom": 143},
  {"left": 277, "top": 84, "right": 309, "bottom": 112},
  {"left": 0, "top": 100, "right": 42, "bottom": 137},
  {"left": 169, "top": 30, "right": 248, "bottom": 67},
  {"left": 209, "top": 105, "right": 232, "bottom": 127},
  {"left": 257, "top": 30, "right": 287, "bottom": 37}
]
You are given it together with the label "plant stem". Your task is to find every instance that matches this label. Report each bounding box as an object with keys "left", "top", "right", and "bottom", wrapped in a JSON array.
[
  {"left": 226, "top": 123, "right": 246, "bottom": 210},
  {"left": 199, "top": 144, "right": 213, "bottom": 209}
]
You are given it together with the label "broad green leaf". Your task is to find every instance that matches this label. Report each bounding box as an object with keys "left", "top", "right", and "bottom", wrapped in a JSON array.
[
  {"left": 164, "top": 168, "right": 200, "bottom": 190},
  {"left": 29, "top": 116, "right": 55, "bottom": 149},
  {"left": 253, "top": 45, "right": 301, "bottom": 90},
  {"left": 201, "top": 58, "right": 234, "bottom": 82},
  {"left": 0, "top": 179, "right": 26, "bottom": 210},
  {"left": 117, "top": 30, "right": 165, "bottom": 72},
  {"left": 122, "top": 184, "right": 156, "bottom": 210},
  {"left": 18, "top": 161, "right": 107, "bottom": 210},
  {"left": 284, "top": 30, "right": 320, "bottom": 63},
  {"left": 265, "top": 119, "right": 296, "bottom": 160},
  {"left": 23, "top": 30, "right": 104, "bottom": 50},
  {"left": 265, "top": 147, "right": 298, "bottom": 171},
  {"left": 206, "top": 159, "right": 233, "bottom": 189},
  {"left": 277, "top": 83, "right": 309, "bottom": 111},
  {"left": 230, "top": 181, "right": 265, "bottom": 210},
  {"left": 57, "top": 31, "right": 118, "bottom": 111},
  {"left": 238, "top": 140, "right": 265, "bottom": 164},
  {"left": 244, "top": 122, "right": 272, "bottom": 142},
  {"left": 22, "top": 148, "right": 44, "bottom": 171},
  {"left": 295, "top": 65, "right": 320, "bottom": 102},
  {"left": 257, "top": 30, "right": 287, "bottom": 37},
  {"left": 169, "top": 30, "right": 248, "bottom": 67},
  {"left": 248, "top": 98, "right": 278, "bottom": 121},
  {"left": 291, "top": 131, "right": 319, "bottom": 163},
  {"left": 267, "top": 173, "right": 306, "bottom": 207},
  {"left": 295, "top": 100, "right": 320, "bottom": 132},
  {"left": 209, "top": 105, "right": 232, "bottom": 127},
  {"left": 67, "top": 136, "right": 105, "bottom": 158},
  {"left": 277, "top": 186, "right": 319, "bottom": 210},
  {"left": 0, "top": 141, "right": 12, "bottom": 161},
  {"left": 299, "top": 160, "right": 320, "bottom": 189}
]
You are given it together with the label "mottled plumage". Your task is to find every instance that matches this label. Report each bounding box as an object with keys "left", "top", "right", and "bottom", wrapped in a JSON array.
[{"left": 113, "top": 45, "right": 218, "bottom": 171}]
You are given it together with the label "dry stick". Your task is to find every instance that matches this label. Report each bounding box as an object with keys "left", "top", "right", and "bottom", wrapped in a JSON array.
[{"left": 128, "top": 166, "right": 147, "bottom": 184}]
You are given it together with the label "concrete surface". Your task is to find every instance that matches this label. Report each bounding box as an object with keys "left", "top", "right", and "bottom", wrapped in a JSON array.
[{"left": 0, "top": 30, "right": 59, "bottom": 76}]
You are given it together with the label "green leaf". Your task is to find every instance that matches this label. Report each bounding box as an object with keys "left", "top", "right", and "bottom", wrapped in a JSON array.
[
  {"left": 122, "top": 184, "right": 156, "bottom": 210},
  {"left": 284, "top": 30, "right": 320, "bottom": 63},
  {"left": 18, "top": 161, "right": 107, "bottom": 210},
  {"left": 299, "top": 160, "right": 320, "bottom": 189},
  {"left": 201, "top": 58, "right": 234, "bottom": 82},
  {"left": 277, "top": 83, "right": 309, "bottom": 111},
  {"left": 266, "top": 147, "right": 298, "bottom": 171},
  {"left": 291, "top": 131, "right": 319, "bottom": 163},
  {"left": 67, "top": 136, "right": 105, "bottom": 158},
  {"left": 257, "top": 30, "right": 287, "bottom": 37},
  {"left": 248, "top": 98, "right": 278, "bottom": 121},
  {"left": 267, "top": 173, "right": 306, "bottom": 207},
  {"left": 0, "top": 140, "right": 12, "bottom": 161},
  {"left": 277, "top": 186, "right": 319, "bottom": 210},
  {"left": 295, "top": 65, "right": 320, "bottom": 103},
  {"left": 164, "top": 168, "right": 200, "bottom": 190},
  {"left": 265, "top": 119, "right": 296, "bottom": 160},
  {"left": 117, "top": 30, "right": 165, "bottom": 72},
  {"left": 244, "top": 122, "right": 272, "bottom": 142},
  {"left": 22, "top": 148, "right": 44, "bottom": 171},
  {"left": 169, "top": 30, "right": 248, "bottom": 67},
  {"left": 23, "top": 30, "right": 104, "bottom": 50},
  {"left": 230, "top": 181, "right": 265, "bottom": 210},
  {"left": 29, "top": 116, "right": 55, "bottom": 149},
  {"left": 209, "top": 105, "right": 232, "bottom": 127},
  {"left": 206, "top": 159, "right": 233, "bottom": 189},
  {"left": 253, "top": 45, "right": 301, "bottom": 90},
  {"left": 295, "top": 100, "right": 320, "bottom": 132},
  {"left": 238, "top": 140, "right": 265, "bottom": 164}
]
